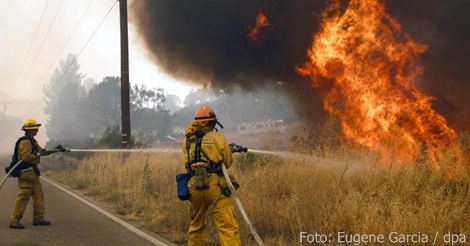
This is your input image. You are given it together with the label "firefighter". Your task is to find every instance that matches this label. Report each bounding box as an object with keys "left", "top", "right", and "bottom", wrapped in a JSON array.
[
  {"left": 183, "top": 106, "right": 241, "bottom": 246},
  {"left": 9, "top": 119, "right": 52, "bottom": 229}
]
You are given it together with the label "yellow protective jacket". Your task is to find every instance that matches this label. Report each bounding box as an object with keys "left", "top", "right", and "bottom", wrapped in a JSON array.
[
  {"left": 182, "top": 122, "right": 233, "bottom": 171},
  {"left": 17, "top": 136, "right": 44, "bottom": 176},
  {"left": 18, "top": 138, "right": 43, "bottom": 163}
]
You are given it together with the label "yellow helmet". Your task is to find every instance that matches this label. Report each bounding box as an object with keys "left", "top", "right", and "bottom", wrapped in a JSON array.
[{"left": 22, "top": 119, "right": 41, "bottom": 131}]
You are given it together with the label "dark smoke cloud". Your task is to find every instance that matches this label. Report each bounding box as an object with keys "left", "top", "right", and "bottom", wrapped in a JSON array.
[
  {"left": 131, "top": 0, "right": 470, "bottom": 130},
  {"left": 385, "top": 0, "right": 470, "bottom": 131}
]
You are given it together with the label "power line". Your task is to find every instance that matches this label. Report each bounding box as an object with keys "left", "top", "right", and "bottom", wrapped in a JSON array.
[
  {"left": 12, "top": 0, "right": 64, "bottom": 95},
  {"left": 30, "top": 0, "right": 95, "bottom": 93},
  {"left": 22, "top": 0, "right": 119, "bottom": 118},
  {"left": 9, "top": 0, "right": 50, "bottom": 95}
]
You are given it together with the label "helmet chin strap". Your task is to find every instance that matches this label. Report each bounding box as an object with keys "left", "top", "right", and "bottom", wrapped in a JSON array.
[
  {"left": 209, "top": 120, "right": 224, "bottom": 132},
  {"left": 215, "top": 120, "right": 224, "bottom": 129}
]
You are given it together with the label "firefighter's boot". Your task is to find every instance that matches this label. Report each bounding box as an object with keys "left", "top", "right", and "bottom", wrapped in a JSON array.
[
  {"left": 33, "top": 220, "right": 51, "bottom": 226},
  {"left": 9, "top": 220, "right": 25, "bottom": 229}
]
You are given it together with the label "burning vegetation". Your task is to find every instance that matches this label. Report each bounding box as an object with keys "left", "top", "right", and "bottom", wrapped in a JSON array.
[
  {"left": 296, "top": 0, "right": 460, "bottom": 168},
  {"left": 131, "top": 0, "right": 469, "bottom": 168}
]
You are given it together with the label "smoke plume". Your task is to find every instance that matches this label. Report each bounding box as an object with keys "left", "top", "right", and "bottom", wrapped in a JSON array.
[{"left": 131, "top": 0, "right": 470, "bottom": 130}]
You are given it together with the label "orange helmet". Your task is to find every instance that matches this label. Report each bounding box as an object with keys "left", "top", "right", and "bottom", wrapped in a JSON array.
[
  {"left": 193, "top": 106, "right": 224, "bottom": 129},
  {"left": 194, "top": 106, "right": 217, "bottom": 122}
]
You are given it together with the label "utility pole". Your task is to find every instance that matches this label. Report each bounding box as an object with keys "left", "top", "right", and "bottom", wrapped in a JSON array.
[
  {"left": 119, "top": 0, "right": 131, "bottom": 148},
  {"left": 0, "top": 101, "right": 12, "bottom": 116}
]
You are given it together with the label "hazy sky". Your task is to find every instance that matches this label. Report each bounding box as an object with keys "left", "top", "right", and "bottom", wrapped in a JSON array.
[
  {"left": 0, "top": 0, "right": 196, "bottom": 118},
  {"left": 0, "top": 0, "right": 199, "bottom": 148}
]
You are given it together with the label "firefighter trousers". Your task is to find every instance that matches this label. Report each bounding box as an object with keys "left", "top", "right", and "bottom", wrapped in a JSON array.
[
  {"left": 10, "top": 174, "right": 45, "bottom": 225},
  {"left": 188, "top": 174, "right": 241, "bottom": 246}
]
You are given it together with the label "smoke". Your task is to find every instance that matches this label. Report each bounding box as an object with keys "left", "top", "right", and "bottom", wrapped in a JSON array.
[
  {"left": 386, "top": 0, "right": 470, "bottom": 131},
  {"left": 131, "top": 0, "right": 470, "bottom": 130}
]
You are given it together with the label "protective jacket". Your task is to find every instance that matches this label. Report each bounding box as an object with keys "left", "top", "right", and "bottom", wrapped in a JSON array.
[
  {"left": 6, "top": 136, "right": 43, "bottom": 177},
  {"left": 183, "top": 122, "right": 233, "bottom": 172}
]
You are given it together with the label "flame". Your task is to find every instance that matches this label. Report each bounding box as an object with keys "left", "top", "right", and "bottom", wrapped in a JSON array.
[
  {"left": 297, "top": 0, "right": 459, "bottom": 168},
  {"left": 247, "top": 12, "right": 271, "bottom": 46}
]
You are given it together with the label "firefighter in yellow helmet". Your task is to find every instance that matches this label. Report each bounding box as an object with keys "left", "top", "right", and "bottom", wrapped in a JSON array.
[
  {"left": 8, "top": 119, "right": 54, "bottom": 229},
  {"left": 182, "top": 106, "right": 241, "bottom": 246}
]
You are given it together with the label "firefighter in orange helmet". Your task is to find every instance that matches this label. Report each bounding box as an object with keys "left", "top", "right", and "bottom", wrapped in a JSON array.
[
  {"left": 8, "top": 119, "right": 53, "bottom": 229},
  {"left": 182, "top": 106, "right": 241, "bottom": 245}
]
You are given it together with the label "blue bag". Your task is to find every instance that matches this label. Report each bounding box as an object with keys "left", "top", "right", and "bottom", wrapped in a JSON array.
[{"left": 176, "top": 173, "right": 190, "bottom": 200}]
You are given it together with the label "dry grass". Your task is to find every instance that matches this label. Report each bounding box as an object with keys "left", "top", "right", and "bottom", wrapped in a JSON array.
[{"left": 47, "top": 132, "right": 470, "bottom": 245}]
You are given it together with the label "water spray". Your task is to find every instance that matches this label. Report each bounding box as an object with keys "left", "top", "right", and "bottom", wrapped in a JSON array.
[
  {"left": 1, "top": 144, "right": 329, "bottom": 246},
  {"left": 73, "top": 145, "right": 266, "bottom": 245},
  {"left": 69, "top": 148, "right": 180, "bottom": 154}
]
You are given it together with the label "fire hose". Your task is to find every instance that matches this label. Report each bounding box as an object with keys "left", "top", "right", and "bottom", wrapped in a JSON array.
[
  {"left": 227, "top": 144, "right": 265, "bottom": 246},
  {"left": 1, "top": 145, "right": 306, "bottom": 245},
  {"left": 0, "top": 159, "right": 24, "bottom": 190},
  {"left": 72, "top": 145, "right": 265, "bottom": 245},
  {"left": 0, "top": 147, "right": 71, "bottom": 191},
  {"left": 221, "top": 162, "right": 264, "bottom": 246}
]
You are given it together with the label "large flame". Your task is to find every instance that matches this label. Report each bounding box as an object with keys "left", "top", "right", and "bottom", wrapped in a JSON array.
[{"left": 297, "top": 0, "right": 458, "bottom": 168}]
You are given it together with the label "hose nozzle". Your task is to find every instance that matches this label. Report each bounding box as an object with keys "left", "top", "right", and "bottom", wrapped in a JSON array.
[{"left": 229, "top": 143, "right": 248, "bottom": 153}]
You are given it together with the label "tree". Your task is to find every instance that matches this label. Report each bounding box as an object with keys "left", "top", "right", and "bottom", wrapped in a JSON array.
[
  {"left": 172, "top": 104, "right": 200, "bottom": 128},
  {"left": 130, "top": 85, "right": 172, "bottom": 144},
  {"left": 43, "top": 54, "right": 87, "bottom": 144},
  {"left": 183, "top": 89, "right": 216, "bottom": 106},
  {"left": 96, "top": 124, "right": 122, "bottom": 148},
  {"left": 83, "top": 76, "right": 121, "bottom": 137},
  {"left": 163, "top": 94, "right": 182, "bottom": 113},
  {"left": 173, "top": 85, "right": 297, "bottom": 130},
  {"left": 131, "top": 84, "right": 165, "bottom": 109}
]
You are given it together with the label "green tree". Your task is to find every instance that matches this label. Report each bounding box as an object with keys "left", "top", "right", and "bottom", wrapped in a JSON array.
[
  {"left": 84, "top": 76, "right": 121, "bottom": 137},
  {"left": 130, "top": 85, "right": 172, "bottom": 144},
  {"left": 97, "top": 124, "right": 121, "bottom": 148}
]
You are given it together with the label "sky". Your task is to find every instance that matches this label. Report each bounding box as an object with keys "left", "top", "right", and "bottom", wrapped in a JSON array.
[
  {"left": 0, "top": 0, "right": 199, "bottom": 148},
  {"left": 0, "top": 0, "right": 196, "bottom": 121}
]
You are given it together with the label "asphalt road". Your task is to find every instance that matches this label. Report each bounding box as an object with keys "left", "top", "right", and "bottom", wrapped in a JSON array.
[{"left": 0, "top": 155, "right": 178, "bottom": 246}]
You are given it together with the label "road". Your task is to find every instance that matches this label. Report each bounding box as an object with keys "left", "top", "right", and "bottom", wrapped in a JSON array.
[{"left": 0, "top": 155, "right": 178, "bottom": 246}]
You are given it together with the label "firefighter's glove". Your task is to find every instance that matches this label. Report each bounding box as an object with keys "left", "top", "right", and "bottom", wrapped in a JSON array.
[
  {"left": 40, "top": 149, "right": 54, "bottom": 156},
  {"left": 229, "top": 143, "right": 238, "bottom": 153},
  {"left": 229, "top": 143, "right": 248, "bottom": 153},
  {"left": 55, "top": 144, "right": 67, "bottom": 152},
  {"left": 40, "top": 149, "right": 46, "bottom": 154}
]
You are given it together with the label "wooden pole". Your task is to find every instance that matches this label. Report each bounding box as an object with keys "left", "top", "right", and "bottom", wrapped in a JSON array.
[{"left": 119, "top": 0, "right": 131, "bottom": 148}]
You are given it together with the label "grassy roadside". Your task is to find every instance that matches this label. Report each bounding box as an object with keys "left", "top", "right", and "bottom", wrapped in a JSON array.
[{"left": 46, "top": 135, "right": 470, "bottom": 245}]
